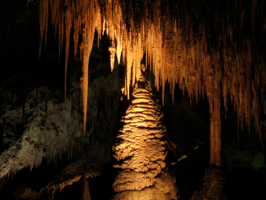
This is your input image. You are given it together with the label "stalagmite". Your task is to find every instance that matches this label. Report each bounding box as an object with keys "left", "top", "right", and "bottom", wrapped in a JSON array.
[
  {"left": 81, "top": 176, "right": 91, "bottom": 200},
  {"left": 113, "top": 73, "right": 179, "bottom": 199}
]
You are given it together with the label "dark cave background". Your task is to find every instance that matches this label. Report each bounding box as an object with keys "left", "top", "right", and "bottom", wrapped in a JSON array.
[{"left": 0, "top": 1, "right": 266, "bottom": 200}]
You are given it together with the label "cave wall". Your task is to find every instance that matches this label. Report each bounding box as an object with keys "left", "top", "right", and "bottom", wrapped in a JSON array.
[{"left": 0, "top": 2, "right": 122, "bottom": 178}]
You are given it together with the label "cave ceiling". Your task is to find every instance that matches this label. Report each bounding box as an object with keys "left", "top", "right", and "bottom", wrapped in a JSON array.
[
  {"left": 1, "top": 0, "right": 266, "bottom": 168},
  {"left": 35, "top": 0, "right": 266, "bottom": 167}
]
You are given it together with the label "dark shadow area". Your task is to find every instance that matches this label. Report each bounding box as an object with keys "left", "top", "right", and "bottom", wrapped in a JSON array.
[{"left": 226, "top": 167, "right": 259, "bottom": 200}]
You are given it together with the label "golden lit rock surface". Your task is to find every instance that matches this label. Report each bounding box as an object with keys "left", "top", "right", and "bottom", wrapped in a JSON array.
[
  {"left": 112, "top": 74, "right": 179, "bottom": 199},
  {"left": 36, "top": 0, "right": 266, "bottom": 166}
]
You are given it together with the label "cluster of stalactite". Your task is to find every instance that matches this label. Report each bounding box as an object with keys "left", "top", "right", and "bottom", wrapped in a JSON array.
[
  {"left": 112, "top": 74, "right": 179, "bottom": 199},
  {"left": 34, "top": 0, "right": 266, "bottom": 166}
]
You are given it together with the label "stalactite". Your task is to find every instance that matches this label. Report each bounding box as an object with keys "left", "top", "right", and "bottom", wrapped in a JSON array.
[
  {"left": 109, "top": 40, "right": 116, "bottom": 72},
  {"left": 35, "top": 0, "right": 266, "bottom": 166},
  {"left": 64, "top": 4, "right": 72, "bottom": 103},
  {"left": 38, "top": 0, "right": 49, "bottom": 58}
]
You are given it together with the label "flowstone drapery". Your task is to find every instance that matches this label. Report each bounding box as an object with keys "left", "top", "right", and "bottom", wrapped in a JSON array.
[{"left": 112, "top": 74, "right": 179, "bottom": 200}]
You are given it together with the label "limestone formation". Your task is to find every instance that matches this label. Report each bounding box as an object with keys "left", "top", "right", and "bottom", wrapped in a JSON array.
[
  {"left": 112, "top": 74, "right": 179, "bottom": 199},
  {"left": 0, "top": 57, "right": 121, "bottom": 180},
  {"left": 33, "top": 0, "right": 266, "bottom": 167}
]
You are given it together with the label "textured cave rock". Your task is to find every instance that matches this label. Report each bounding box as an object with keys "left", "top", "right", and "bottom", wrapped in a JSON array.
[
  {"left": 0, "top": 69, "right": 120, "bottom": 199},
  {"left": 35, "top": 139, "right": 110, "bottom": 199},
  {"left": 0, "top": 138, "right": 112, "bottom": 200},
  {"left": 0, "top": 1, "right": 120, "bottom": 198},
  {"left": 190, "top": 168, "right": 227, "bottom": 200},
  {"left": 112, "top": 74, "right": 179, "bottom": 199},
  {"left": 0, "top": 62, "right": 120, "bottom": 179},
  {"left": 0, "top": 26, "right": 122, "bottom": 199}
]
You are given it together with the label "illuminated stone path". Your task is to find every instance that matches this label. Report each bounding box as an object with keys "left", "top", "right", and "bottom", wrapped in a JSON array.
[{"left": 112, "top": 74, "right": 179, "bottom": 200}]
